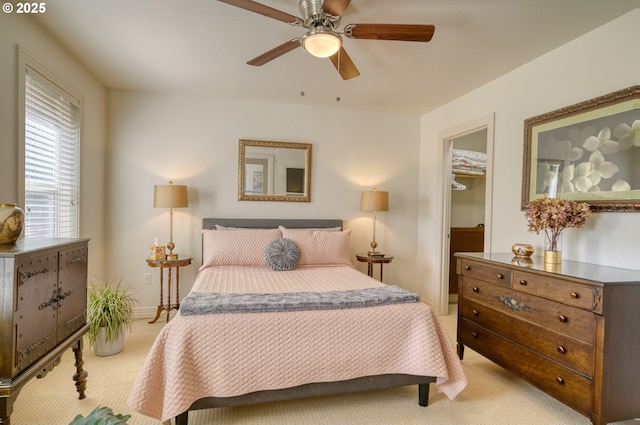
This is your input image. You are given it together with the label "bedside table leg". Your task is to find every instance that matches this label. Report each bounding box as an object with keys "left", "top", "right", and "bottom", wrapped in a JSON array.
[
  {"left": 148, "top": 306, "right": 163, "bottom": 324},
  {"left": 176, "top": 267, "right": 181, "bottom": 310},
  {"left": 166, "top": 268, "right": 172, "bottom": 323},
  {"left": 149, "top": 268, "right": 165, "bottom": 324}
]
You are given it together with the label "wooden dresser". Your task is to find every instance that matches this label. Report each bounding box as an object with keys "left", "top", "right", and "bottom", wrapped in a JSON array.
[
  {"left": 0, "top": 238, "right": 89, "bottom": 424},
  {"left": 456, "top": 252, "right": 640, "bottom": 425}
]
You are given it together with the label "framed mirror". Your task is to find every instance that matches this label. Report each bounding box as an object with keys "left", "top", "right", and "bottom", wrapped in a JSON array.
[{"left": 238, "top": 139, "right": 312, "bottom": 202}]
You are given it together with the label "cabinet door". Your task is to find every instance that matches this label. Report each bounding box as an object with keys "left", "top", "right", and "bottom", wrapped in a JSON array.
[
  {"left": 14, "top": 252, "right": 59, "bottom": 376},
  {"left": 57, "top": 243, "right": 88, "bottom": 343}
]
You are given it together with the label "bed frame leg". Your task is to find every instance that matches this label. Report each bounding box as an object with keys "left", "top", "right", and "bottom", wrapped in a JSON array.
[
  {"left": 418, "top": 383, "right": 430, "bottom": 406},
  {"left": 175, "top": 411, "right": 188, "bottom": 425}
]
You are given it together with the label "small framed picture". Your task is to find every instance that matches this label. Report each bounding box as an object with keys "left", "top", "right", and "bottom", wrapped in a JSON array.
[{"left": 153, "top": 245, "right": 166, "bottom": 260}]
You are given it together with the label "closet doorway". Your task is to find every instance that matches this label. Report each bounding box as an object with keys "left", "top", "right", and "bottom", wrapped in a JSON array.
[{"left": 439, "top": 114, "right": 494, "bottom": 312}]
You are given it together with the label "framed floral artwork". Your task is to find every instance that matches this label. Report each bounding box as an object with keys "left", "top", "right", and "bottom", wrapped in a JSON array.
[{"left": 522, "top": 85, "right": 640, "bottom": 212}]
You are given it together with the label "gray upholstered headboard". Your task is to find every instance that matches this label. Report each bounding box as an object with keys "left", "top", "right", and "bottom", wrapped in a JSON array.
[{"left": 202, "top": 218, "right": 343, "bottom": 230}]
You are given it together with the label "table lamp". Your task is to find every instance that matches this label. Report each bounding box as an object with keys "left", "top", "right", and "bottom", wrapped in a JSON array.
[
  {"left": 154, "top": 181, "right": 188, "bottom": 260},
  {"left": 360, "top": 188, "right": 389, "bottom": 255}
]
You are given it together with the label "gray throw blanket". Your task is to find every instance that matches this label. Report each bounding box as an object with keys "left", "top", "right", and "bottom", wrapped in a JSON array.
[{"left": 179, "top": 285, "right": 420, "bottom": 315}]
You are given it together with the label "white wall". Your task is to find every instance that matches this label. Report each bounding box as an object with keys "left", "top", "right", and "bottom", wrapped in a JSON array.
[
  {"left": 106, "top": 92, "right": 421, "bottom": 314},
  {"left": 418, "top": 9, "right": 640, "bottom": 314},
  {"left": 0, "top": 14, "right": 107, "bottom": 278}
]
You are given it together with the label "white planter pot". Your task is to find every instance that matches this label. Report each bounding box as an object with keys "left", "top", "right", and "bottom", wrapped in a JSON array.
[{"left": 94, "top": 327, "right": 124, "bottom": 356}]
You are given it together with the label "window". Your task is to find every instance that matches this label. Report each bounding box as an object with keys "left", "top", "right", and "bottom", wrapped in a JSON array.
[{"left": 20, "top": 50, "right": 81, "bottom": 239}]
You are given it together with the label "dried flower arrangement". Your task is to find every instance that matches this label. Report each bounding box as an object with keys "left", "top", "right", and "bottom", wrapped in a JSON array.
[{"left": 524, "top": 196, "right": 592, "bottom": 251}]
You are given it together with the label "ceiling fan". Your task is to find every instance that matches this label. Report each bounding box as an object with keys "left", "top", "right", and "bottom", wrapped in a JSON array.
[{"left": 218, "top": 0, "right": 435, "bottom": 80}]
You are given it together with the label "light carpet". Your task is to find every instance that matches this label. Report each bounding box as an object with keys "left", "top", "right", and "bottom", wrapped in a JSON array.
[{"left": 10, "top": 306, "right": 637, "bottom": 425}]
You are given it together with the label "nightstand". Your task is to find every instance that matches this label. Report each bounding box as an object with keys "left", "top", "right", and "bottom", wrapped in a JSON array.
[
  {"left": 356, "top": 253, "right": 393, "bottom": 282},
  {"left": 146, "top": 256, "right": 192, "bottom": 323}
]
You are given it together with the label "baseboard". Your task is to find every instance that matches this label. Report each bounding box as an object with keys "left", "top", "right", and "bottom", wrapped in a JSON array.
[{"left": 133, "top": 307, "right": 158, "bottom": 320}]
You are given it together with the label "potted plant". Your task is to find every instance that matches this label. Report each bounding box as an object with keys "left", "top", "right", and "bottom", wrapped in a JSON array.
[
  {"left": 87, "top": 276, "right": 138, "bottom": 356},
  {"left": 523, "top": 195, "right": 591, "bottom": 264}
]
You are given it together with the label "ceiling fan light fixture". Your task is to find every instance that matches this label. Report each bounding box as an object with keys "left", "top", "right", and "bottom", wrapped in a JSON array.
[{"left": 302, "top": 29, "right": 342, "bottom": 58}]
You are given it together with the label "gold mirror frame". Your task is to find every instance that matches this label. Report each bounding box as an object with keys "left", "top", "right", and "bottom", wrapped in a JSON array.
[
  {"left": 238, "top": 139, "right": 312, "bottom": 202},
  {"left": 522, "top": 85, "right": 640, "bottom": 212}
]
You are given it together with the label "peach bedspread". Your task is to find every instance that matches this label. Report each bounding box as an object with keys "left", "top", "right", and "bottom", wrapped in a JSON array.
[{"left": 127, "top": 265, "right": 467, "bottom": 422}]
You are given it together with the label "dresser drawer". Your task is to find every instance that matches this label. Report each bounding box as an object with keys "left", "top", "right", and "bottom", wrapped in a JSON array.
[
  {"left": 461, "top": 298, "right": 594, "bottom": 376},
  {"left": 459, "top": 319, "right": 593, "bottom": 416},
  {"left": 513, "top": 270, "right": 601, "bottom": 313},
  {"left": 461, "top": 277, "right": 596, "bottom": 343},
  {"left": 458, "top": 258, "right": 511, "bottom": 286}
]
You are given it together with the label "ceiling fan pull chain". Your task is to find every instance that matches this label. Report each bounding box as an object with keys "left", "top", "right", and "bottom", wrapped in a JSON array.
[
  {"left": 300, "top": 49, "right": 306, "bottom": 97},
  {"left": 335, "top": 49, "right": 341, "bottom": 102}
]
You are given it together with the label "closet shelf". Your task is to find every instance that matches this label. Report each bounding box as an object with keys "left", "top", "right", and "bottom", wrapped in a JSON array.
[
  {"left": 451, "top": 173, "right": 485, "bottom": 191},
  {"left": 454, "top": 173, "right": 485, "bottom": 180}
]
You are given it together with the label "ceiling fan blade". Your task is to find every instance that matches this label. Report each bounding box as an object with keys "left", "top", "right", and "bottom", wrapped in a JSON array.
[
  {"left": 329, "top": 47, "right": 360, "bottom": 80},
  {"left": 218, "top": 0, "right": 301, "bottom": 24},
  {"left": 344, "top": 24, "right": 435, "bottom": 42},
  {"left": 247, "top": 39, "right": 301, "bottom": 66},
  {"left": 321, "top": 0, "right": 351, "bottom": 17}
]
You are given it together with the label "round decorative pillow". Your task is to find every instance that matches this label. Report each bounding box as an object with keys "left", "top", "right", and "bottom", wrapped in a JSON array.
[{"left": 266, "top": 238, "right": 301, "bottom": 271}]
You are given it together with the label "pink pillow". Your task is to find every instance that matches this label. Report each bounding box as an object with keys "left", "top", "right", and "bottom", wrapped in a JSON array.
[
  {"left": 279, "top": 226, "right": 352, "bottom": 265},
  {"left": 201, "top": 228, "right": 282, "bottom": 269}
]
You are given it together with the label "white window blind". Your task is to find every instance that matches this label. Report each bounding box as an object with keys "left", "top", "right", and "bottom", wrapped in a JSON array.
[{"left": 24, "top": 66, "right": 80, "bottom": 239}]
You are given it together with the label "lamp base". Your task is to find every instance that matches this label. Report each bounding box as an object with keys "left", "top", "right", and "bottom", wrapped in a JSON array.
[
  {"left": 166, "top": 253, "right": 179, "bottom": 261},
  {"left": 369, "top": 238, "right": 378, "bottom": 254}
]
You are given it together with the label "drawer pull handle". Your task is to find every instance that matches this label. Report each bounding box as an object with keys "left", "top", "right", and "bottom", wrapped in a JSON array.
[
  {"left": 558, "top": 315, "right": 568, "bottom": 323},
  {"left": 472, "top": 287, "right": 479, "bottom": 293},
  {"left": 570, "top": 292, "right": 579, "bottom": 299},
  {"left": 464, "top": 265, "right": 471, "bottom": 271},
  {"left": 18, "top": 267, "right": 50, "bottom": 286},
  {"left": 471, "top": 332, "right": 478, "bottom": 338},
  {"left": 557, "top": 346, "right": 567, "bottom": 354},
  {"left": 556, "top": 376, "right": 565, "bottom": 385},
  {"left": 496, "top": 273, "right": 504, "bottom": 279},
  {"left": 472, "top": 309, "right": 479, "bottom": 316},
  {"left": 66, "top": 255, "right": 87, "bottom": 265},
  {"left": 519, "top": 280, "right": 527, "bottom": 286}
]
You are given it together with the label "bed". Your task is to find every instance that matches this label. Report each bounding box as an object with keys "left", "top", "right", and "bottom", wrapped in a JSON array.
[{"left": 128, "top": 218, "right": 466, "bottom": 425}]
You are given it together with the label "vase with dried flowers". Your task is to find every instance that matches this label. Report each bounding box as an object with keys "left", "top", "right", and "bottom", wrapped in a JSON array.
[{"left": 524, "top": 196, "right": 591, "bottom": 264}]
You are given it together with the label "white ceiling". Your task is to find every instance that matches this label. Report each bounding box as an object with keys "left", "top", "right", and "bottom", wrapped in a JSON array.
[{"left": 34, "top": 1, "right": 638, "bottom": 115}]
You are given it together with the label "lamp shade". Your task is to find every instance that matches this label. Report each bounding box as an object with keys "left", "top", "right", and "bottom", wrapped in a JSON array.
[
  {"left": 154, "top": 182, "right": 188, "bottom": 208},
  {"left": 361, "top": 189, "right": 389, "bottom": 212},
  {"left": 302, "top": 30, "right": 342, "bottom": 58}
]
